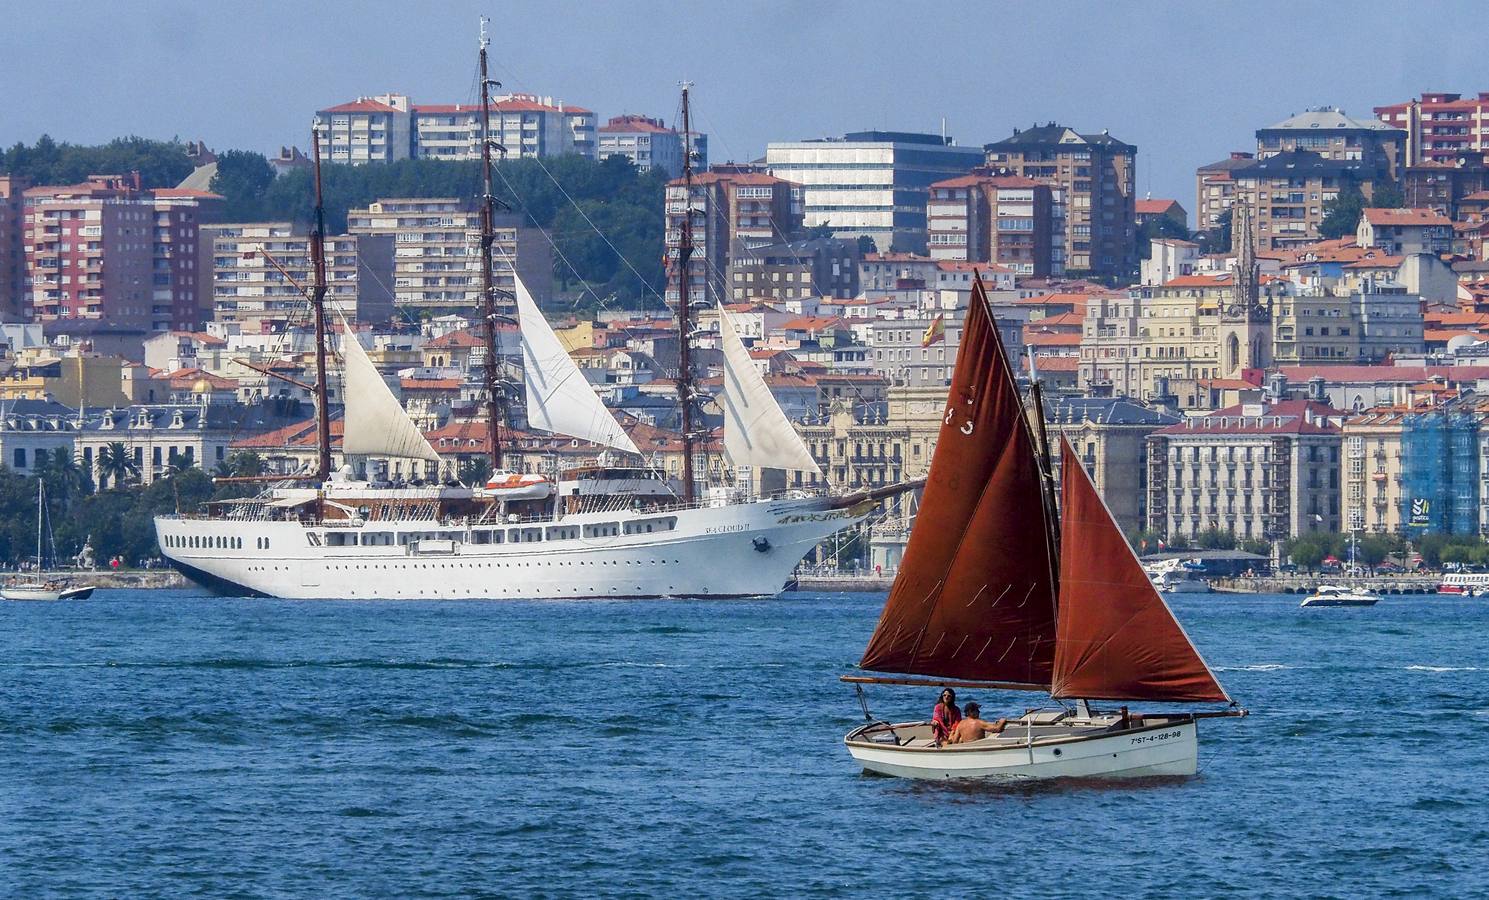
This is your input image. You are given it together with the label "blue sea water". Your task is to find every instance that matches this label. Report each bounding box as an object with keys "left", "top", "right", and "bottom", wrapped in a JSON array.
[{"left": 1, "top": 590, "right": 1486, "bottom": 898}]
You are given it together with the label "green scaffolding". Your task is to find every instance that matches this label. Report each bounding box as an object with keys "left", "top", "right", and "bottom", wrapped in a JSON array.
[{"left": 1399, "top": 411, "right": 1480, "bottom": 536}]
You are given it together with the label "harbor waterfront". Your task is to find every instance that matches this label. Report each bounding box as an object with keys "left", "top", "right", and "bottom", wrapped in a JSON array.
[{"left": 2, "top": 590, "right": 1484, "bottom": 895}]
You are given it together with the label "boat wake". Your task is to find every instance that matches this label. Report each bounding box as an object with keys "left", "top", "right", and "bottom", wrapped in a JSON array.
[
  {"left": 1405, "top": 665, "right": 1481, "bottom": 673},
  {"left": 1215, "top": 664, "right": 1291, "bottom": 672}
]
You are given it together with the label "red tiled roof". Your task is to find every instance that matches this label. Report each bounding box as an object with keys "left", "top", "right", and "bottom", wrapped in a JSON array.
[
  {"left": 400, "top": 377, "right": 463, "bottom": 391},
  {"left": 163, "top": 368, "right": 237, "bottom": 390},
  {"left": 599, "top": 115, "right": 673, "bottom": 134},
  {"left": 777, "top": 316, "right": 846, "bottom": 331},
  {"left": 1024, "top": 332, "right": 1082, "bottom": 347},
  {"left": 1136, "top": 198, "right": 1183, "bottom": 215},
  {"left": 1344, "top": 255, "right": 1405, "bottom": 269},
  {"left": 1361, "top": 207, "right": 1452, "bottom": 228},
  {"left": 169, "top": 330, "right": 227, "bottom": 346},
  {"left": 1028, "top": 355, "right": 1078, "bottom": 372},
  {"left": 321, "top": 99, "right": 399, "bottom": 114},
  {"left": 152, "top": 188, "right": 224, "bottom": 200}
]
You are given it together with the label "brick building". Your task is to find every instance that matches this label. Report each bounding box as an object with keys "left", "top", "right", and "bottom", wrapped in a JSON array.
[
  {"left": 925, "top": 171, "right": 1061, "bottom": 276},
  {"left": 665, "top": 167, "right": 802, "bottom": 307}
]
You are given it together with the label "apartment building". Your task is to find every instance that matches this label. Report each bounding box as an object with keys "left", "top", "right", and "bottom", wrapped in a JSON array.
[
  {"left": 314, "top": 95, "right": 413, "bottom": 164},
  {"left": 1375, "top": 93, "right": 1489, "bottom": 166},
  {"left": 1356, "top": 207, "right": 1454, "bottom": 255},
  {"left": 0, "top": 176, "right": 26, "bottom": 320},
  {"left": 665, "top": 167, "right": 802, "bottom": 307},
  {"left": 1047, "top": 398, "right": 1179, "bottom": 534},
  {"left": 316, "top": 93, "right": 595, "bottom": 163},
  {"left": 205, "top": 223, "right": 394, "bottom": 332},
  {"left": 1146, "top": 400, "right": 1342, "bottom": 541},
  {"left": 925, "top": 171, "right": 1061, "bottom": 277},
  {"left": 983, "top": 124, "right": 1137, "bottom": 278},
  {"left": 1229, "top": 151, "right": 1383, "bottom": 250},
  {"left": 1341, "top": 408, "right": 1406, "bottom": 534},
  {"left": 727, "top": 238, "right": 859, "bottom": 302},
  {"left": 21, "top": 176, "right": 221, "bottom": 352},
  {"left": 596, "top": 115, "right": 707, "bottom": 177},
  {"left": 345, "top": 198, "right": 550, "bottom": 316},
  {"left": 1195, "top": 152, "right": 1255, "bottom": 232},
  {"left": 766, "top": 132, "right": 982, "bottom": 253},
  {"left": 411, "top": 96, "right": 595, "bottom": 161},
  {"left": 1256, "top": 108, "right": 1403, "bottom": 175},
  {"left": 1141, "top": 238, "right": 1201, "bottom": 286}
]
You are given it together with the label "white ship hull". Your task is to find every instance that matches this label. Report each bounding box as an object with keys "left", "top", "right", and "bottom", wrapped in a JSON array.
[
  {"left": 845, "top": 716, "right": 1199, "bottom": 781},
  {"left": 155, "top": 494, "right": 876, "bottom": 600}
]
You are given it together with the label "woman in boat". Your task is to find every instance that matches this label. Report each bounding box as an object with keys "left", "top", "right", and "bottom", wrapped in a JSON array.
[{"left": 931, "top": 689, "right": 961, "bottom": 745}]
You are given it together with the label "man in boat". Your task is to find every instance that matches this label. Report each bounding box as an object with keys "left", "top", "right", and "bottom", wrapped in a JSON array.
[{"left": 946, "top": 702, "right": 1009, "bottom": 744}]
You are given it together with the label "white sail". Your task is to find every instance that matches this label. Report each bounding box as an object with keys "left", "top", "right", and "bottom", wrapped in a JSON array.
[
  {"left": 515, "top": 273, "right": 639, "bottom": 455},
  {"left": 718, "top": 304, "right": 821, "bottom": 475},
  {"left": 339, "top": 322, "right": 441, "bottom": 462}
]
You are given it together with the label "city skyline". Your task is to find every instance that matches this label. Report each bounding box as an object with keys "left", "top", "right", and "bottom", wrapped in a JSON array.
[{"left": 5, "top": 0, "right": 1487, "bottom": 220}]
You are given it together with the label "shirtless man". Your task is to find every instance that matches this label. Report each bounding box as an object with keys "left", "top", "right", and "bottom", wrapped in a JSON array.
[{"left": 946, "top": 702, "right": 1009, "bottom": 744}]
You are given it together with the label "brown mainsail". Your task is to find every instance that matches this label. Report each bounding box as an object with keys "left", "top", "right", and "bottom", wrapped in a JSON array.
[
  {"left": 858, "top": 278, "right": 1058, "bottom": 684},
  {"left": 1052, "top": 437, "right": 1230, "bottom": 703}
]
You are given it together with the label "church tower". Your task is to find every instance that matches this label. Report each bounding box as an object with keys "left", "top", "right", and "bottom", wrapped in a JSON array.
[{"left": 1218, "top": 203, "right": 1272, "bottom": 380}]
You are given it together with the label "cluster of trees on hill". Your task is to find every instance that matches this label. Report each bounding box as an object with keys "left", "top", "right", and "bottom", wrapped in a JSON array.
[{"left": 1, "top": 137, "right": 668, "bottom": 310}]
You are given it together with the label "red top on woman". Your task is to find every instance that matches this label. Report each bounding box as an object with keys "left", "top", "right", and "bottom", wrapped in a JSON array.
[{"left": 932, "top": 702, "right": 962, "bottom": 743}]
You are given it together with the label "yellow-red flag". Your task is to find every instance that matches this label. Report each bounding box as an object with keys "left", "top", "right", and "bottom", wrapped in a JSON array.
[{"left": 920, "top": 314, "right": 946, "bottom": 347}]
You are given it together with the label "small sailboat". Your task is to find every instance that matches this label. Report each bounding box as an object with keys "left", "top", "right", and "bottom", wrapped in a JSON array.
[
  {"left": 2, "top": 481, "right": 96, "bottom": 602},
  {"left": 842, "top": 276, "right": 1244, "bottom": 781}
]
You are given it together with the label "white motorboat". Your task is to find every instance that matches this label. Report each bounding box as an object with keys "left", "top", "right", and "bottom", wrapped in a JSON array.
[
  {"left": 1144, "top": 557, "right": 1211, "bottom": 594},
  {"left": 1300, "top": 584, "right": 1381, "bottom": 607},
  {"left": 843, "top": 278, "right": 1244, "bottom": 782}
]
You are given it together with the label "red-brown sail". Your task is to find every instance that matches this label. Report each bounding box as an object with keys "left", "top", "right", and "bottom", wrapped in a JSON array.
[
  {"left": 1052, "top": 437, "right": 1230, "bottom": 703},
  {"left": 858, "top": 278, "right": 1058, "bottom": 685}
]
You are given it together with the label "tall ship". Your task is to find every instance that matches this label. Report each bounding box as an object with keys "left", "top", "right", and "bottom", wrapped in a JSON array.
[{"left": 155, "top": 30, "right": 913, "bottom": 600}]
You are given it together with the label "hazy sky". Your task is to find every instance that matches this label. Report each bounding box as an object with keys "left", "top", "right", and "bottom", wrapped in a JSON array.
[{"left": 5, "top": 0, "right": 1486, "bottom": 222}]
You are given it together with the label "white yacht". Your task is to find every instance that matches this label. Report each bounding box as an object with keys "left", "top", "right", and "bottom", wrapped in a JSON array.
[
  {"left": 1300, "top": 585, "right": 1382, "bottom": 608},
  {"left": 1143, "top": 557, "right": 1211, "bottom": 594},
  {"left": 155, "top": 54, "right": 913, "bottom": 600}
]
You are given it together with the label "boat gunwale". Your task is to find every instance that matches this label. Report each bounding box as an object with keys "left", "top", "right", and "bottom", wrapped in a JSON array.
[{"left": 843, "top": 714, "right": 1199, "bottom": 753}]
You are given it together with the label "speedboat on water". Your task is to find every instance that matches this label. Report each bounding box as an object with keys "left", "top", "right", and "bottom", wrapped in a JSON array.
[
  {"left": 1300, "top": 585, "right": 1381, "bottom": 608},
  {"left": 841, "top": 277, "right": 1244, "bottom": 782}
]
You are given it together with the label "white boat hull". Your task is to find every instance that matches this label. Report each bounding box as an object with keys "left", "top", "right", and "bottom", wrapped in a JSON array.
[
  {"left": 155, "top": 494, "right": 876, "bottom": 600},
  {"left": 845, "top": 717, "right": 1200, "bottom": 781}
]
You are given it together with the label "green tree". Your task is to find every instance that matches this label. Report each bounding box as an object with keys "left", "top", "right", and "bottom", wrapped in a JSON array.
[
  {"left": 96, "top": 442, "right": 139, "bottom": 490},
  {"left": 1319, "top": 182, "right": 1366, "bottom": 239},
  {"left": 1240, "top": 537, "right": 1273, "bottom": 558},
  {"left": 1370, "top": 181, "right": 1406, "bottom": 209},
  {"left": 165, "top": 450, "right": 193, "bottom": 478},
  {"left": 803, "top": 222, "right": 835, "bottom": 241},
  {"left": 1137, "top": 214, "right": 1191, "bottom": 260},
  {"left": 1195, "top": 527, "right": 1237, "bottom": 550},
  {"left": 211, "top": 150, "right": 277, "bottom": 220},
  {"left": 856, "top": 235, "right": 878, "bottom": 256}
]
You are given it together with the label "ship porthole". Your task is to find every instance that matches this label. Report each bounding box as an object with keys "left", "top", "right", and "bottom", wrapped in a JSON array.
[{"left": 1053, "top": 748, "right": 1062, "bottom": 757}]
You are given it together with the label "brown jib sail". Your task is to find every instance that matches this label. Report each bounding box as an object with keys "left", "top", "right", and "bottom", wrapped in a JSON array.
[
  {"left": 858, "top": 278, "right": 1058, "bottom": 685},
  {"left": 1052, "top": 437, "right": 1230, "bottom": 703}
]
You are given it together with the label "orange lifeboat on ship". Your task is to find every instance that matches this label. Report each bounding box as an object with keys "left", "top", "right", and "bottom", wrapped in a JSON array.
[{"left": 482, "top": 472, "right": 554, "bottom": 501}]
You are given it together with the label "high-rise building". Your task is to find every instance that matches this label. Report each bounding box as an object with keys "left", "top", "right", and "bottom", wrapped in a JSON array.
[
  {"left": 925, "top": 170, "right": 1061, "bottom": 277},
  {"left": 316, "top": 93, "right": 595, "bottom": 163},
  {"left": 205, "top": 223, "right": 395, "bottom": 332},
  {"left": 726, "top": 238, "right": 859, "bottom": 302},
  {"left": 1255, "top": 108, "right": 1403, "bottom": 176},
  {"left": 0, "top": 176, "right": 26, "bottom": 321},
  {"left": 314, "top": 95, "right": 414, "bottom": 164},
  {"left": 346, "top": 198, "right": 551, "bottom": 317},
  {"left": 596, "top": 115, "right": 707, "bottom": 178},
  {"left": 21, "top": 175, "right": 221, "bottom": 351},
  {"left": 1375, "top": 93, "right": 1489, "bottom": 166},
  {"left": 664, "top": 167, "right": 802, "bottom": 306},
  {"left": 766, "top": 132, "right": 982, "bottom": 253},
  {"left": 983, "top": 124, "right": 1137, "bottom": 278},
  {"left": 1195, "top": 152, "right": 1255, "bottom": 232},
  {"left": 411, "top": 95, "right": 595, "bottom": 161},
  {"left": 1229, "top": 151, "right": 1384, "bottom": 250}
]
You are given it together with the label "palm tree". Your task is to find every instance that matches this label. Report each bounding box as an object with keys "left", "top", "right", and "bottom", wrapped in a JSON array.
[
  {"left": 43, "top": 450, "right": 89, "bottom": 498},
  {"left": 165, "top": 450, "right": 193, "bottom": 478},
  {"left": 96, "top": 442, "right": 139, "bottom": 490}
]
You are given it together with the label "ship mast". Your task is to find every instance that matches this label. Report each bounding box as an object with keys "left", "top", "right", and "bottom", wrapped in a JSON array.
[
  {"left": 478, "top": 17, "right": 506, "bottom": 474},
  {"left": 675, "top": 83, "right": 697, "bottom": 504},
  {"left": 309, "top": 130, "right": 333, "bottom": 483}
]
